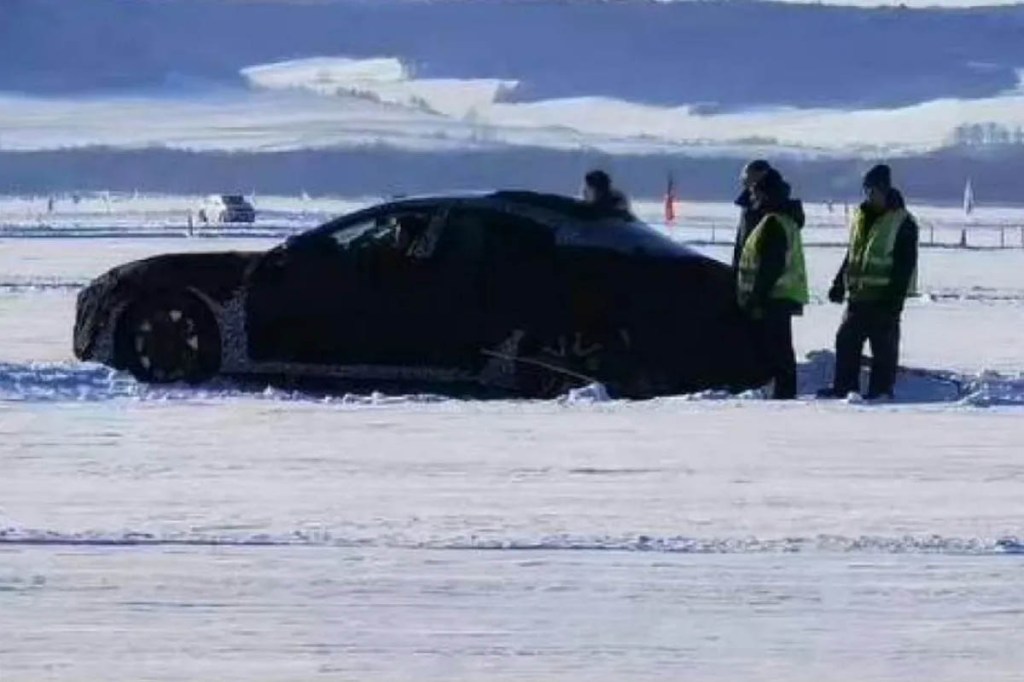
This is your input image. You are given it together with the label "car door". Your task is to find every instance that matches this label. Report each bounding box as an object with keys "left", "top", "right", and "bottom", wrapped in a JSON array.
[
  {"left": 246, "top": 202, "right": 481, "bottom": 370},
  {"left": 360, "top": 203, "right": 487, "bottom": 369},
  {"left": 444, "top": 206, "right": 560, "bottom": 351},
  {"left": 244, "top": 204, "right": 437, "bottom": 365}
]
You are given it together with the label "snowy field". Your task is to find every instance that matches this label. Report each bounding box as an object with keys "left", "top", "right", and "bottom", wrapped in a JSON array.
[
  {"left": 3, "top": 192, "right": 1024, "bottom": 246},
  {"left": 2, "top": 195, "right": 1023, "bottom": 681}
]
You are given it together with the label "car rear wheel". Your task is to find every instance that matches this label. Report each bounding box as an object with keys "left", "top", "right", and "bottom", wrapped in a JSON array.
[
  {"left": 117, "top": 294, "right": 221, "bottom": 384},
  {"left": 510, "top": 330, "right": 619, "bottom": 399}
]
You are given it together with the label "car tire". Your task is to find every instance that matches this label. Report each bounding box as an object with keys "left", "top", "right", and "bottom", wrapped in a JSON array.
[
  {"left": 116, "top": 293, "right": 221, "bottom": 384},
  {"left": 512, "top": 331, "right": 596, "bottom": 399}
]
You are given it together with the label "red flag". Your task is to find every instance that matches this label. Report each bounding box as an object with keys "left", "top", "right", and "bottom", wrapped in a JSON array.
[{"left": 664, "top": 173, "right": 677, "bottom": 225}]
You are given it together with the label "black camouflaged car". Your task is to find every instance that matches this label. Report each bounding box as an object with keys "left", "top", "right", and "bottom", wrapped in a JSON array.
[{"left": 74, "top": 191, "right": 769, "bottom": 398}]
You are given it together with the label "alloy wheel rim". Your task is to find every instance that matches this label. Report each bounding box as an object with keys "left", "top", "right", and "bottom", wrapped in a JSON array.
[{"left": 132, "top": 307, "right": 201, "bottom": 381}]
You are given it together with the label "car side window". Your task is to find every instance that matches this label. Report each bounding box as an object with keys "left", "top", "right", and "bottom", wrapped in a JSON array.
[
  {"left": 327, "top": 216, "right": 390, "bottom": 250},
  {"left": 327, "top": 207, "right": 444, "bottom": 258},
  {"left": 442, "top": 207, "right": 554, "bottom": 264}
]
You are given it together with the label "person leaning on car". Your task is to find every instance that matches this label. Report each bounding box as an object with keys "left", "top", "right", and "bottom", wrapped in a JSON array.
[
  {"left": 582, "top": 170, "right": 631, "bottom": 213},
  {"left": 734, "top": 169, "right": 809, "bottom": 400},
  {"left": 818, "top": 164, "right": 919, "bottom": 400}
]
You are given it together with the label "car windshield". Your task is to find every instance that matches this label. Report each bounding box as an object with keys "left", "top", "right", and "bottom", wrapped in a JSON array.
[
  {"left": 619, "top": 219, "right": 702, "bottom": 258},
  {"left": 331, "top": 218, "right": 394, "bottom": 250},
  {"left": 222, "top": 195, "right": 246, "bottom": 205},
  {"left": 548, "top": 212, "right": 702, "bottom": 259}
]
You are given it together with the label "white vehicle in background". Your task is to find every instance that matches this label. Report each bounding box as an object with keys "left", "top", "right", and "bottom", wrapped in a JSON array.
[{"left": 197, "top": 194, "right": 256, "bottom": 224}]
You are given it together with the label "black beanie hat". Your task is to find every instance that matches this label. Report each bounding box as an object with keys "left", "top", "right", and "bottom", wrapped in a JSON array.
[
  {"left": 744, "top": 159, "right": 772, "bottom": 175},
  {"left": 752, "top": 167, "right": 786, "bottom": 198},
  {"left": 863, "top": 164, "right": 892, "bottom": 190},
  {"left": 585, "top": 170, "right": 611, "bottom": 192}
]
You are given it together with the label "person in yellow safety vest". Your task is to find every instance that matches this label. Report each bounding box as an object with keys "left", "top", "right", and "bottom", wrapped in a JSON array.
[
  {"left": 731, "top": 160, "right": 806, "bottom": 273},
  {"left": 736, "top": 169, "right": 809, "bottom": 400},
  {"left": 818, "top": 164, "right": 919, "bottom": 400}
]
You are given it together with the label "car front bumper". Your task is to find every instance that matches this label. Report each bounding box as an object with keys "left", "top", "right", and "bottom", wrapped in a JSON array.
[{"left": 73, "top": 275, "right": 121, "bottom": 364}]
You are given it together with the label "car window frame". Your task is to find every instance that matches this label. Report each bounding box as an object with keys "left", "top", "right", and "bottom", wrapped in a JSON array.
[
  {"left": 284, "top": 200, "right": 437, "bottom": 251},
  {"left": 442, "top": 203, "right": 557, "bottom": 264},
  {"left": 312, "top": 201, "right": 452, "bottom": 259}
]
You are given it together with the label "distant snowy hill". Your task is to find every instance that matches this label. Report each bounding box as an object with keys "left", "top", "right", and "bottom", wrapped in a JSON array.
[{"left": 2, "top": 0, "right": 1024, "bottom": 199}]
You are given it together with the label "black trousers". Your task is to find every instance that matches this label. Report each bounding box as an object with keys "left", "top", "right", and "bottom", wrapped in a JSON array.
[
  {"left": 834, "top": 304, "right": 901, "bottom": 397},
  {"left": 753, "top": 308, "right": 797, "bottom": 399}
]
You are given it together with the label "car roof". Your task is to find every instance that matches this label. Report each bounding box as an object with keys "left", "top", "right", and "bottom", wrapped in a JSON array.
[
  {"left": 205, "top": 194, "right": 247, "bottom": 202},
  {"left": 380, "top": 190, "right": 629, "bottom": 221},
  {"left": 485, "top": 190, "right": 633, "bottom": 221},
  {"left": 302, "top": 191, "right": 704, "bottom": 260}
]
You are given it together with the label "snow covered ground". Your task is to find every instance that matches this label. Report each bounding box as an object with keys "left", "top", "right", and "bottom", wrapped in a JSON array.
[{"left": 1, "top": 196, "right": 1023, "bottom": 681}]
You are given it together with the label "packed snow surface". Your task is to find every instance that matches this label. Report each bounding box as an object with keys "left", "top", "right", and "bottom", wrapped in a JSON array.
[{"left": 1, "top": 195, "right": 1023, "bottom": 681}]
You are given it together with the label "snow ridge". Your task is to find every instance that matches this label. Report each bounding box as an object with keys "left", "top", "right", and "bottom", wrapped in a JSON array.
[
  {"left": 1, "top": 360, "right": 1022, "bottom": 407},
  {"left": 0, "top": 362, "right": 451, "bottom": 405},
  {"left": 0, "top": 527, "right": 1020, "bottom": 556}
]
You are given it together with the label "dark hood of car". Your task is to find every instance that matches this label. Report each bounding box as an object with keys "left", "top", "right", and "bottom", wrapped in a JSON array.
[{"left": 105, "top": 250, "right": 264, "bottom": 303}]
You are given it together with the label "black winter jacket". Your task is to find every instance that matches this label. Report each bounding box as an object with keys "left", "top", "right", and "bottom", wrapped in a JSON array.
[{"left": 591, "top": 189, "right": 631, "bottom": 214}]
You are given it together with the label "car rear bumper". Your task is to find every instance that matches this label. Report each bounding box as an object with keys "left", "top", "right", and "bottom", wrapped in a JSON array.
[{"left": 222, "top": 209, "right": 256, "bottom": 223}]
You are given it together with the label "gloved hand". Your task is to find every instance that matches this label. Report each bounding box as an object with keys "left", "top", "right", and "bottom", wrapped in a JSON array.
[{"left": 828, "top": 281, "right": 845, "bottom": 304}]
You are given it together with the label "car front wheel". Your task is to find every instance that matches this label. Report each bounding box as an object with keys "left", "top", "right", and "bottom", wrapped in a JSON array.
[{"left": 117, "top": 294, "right": 221, "bottom": 384}]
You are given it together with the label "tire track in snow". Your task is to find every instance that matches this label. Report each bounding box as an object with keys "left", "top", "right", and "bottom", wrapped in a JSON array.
[
  {"left": 0, "top": 279, "right": 88, "bottom": 294},
  {"left": 0, "top": 527, "right": 1020, "bottom": 556}
]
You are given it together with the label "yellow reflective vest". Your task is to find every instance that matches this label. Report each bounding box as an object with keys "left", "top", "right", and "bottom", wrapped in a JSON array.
[
  {"left": 846, "top": 207, "right": 918, "bottom": 301},
  {"left": 737, "top": 213, "right": 809, "bottom": 308}
]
